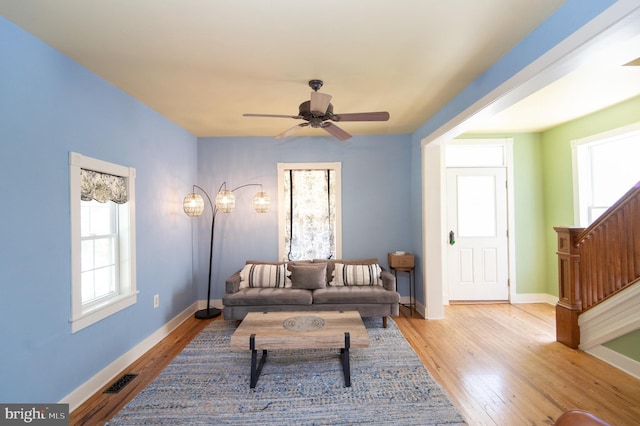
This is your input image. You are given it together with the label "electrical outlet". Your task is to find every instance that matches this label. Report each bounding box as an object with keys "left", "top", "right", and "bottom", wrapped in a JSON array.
[{"left": 153, "top": 294, "right": 159, "bottom": 308}]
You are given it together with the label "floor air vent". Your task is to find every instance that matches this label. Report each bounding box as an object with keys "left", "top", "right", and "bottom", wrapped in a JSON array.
[{"left": 104, "top": 373, "right": 138, "bottom": 394}]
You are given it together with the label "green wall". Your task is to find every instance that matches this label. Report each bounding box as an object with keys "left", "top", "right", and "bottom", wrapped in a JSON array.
[
  {"left": 541, "top": 95, "right": 640, "bottom": 363},
  {"left": 541, "top": 95, "right": 640, "bottom": 295},
  {"left": 604, "top": 329, "right": 640, "bottom": 360},
  {"left": 512, "top": 133, "right": 547, "bottom": 295}
]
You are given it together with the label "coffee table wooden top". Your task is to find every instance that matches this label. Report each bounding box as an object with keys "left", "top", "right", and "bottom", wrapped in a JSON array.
[{"left": 230, "top": 311, "right": 369, "bottom": 350}]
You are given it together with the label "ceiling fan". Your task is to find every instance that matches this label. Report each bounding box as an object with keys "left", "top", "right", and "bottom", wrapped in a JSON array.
[{"left": 243, "top": 80, "right": 390, "bottom": 141}]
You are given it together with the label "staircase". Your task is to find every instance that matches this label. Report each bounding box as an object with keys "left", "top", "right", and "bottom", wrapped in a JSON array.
[{"left": 554, "top": 181, "right": 640, "bottom": 349}]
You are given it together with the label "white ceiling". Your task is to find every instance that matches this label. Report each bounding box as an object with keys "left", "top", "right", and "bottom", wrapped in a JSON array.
[
  {"left": 468, "top": 33, "right": 640, "bottom": 133},
  {"left": 2, "top": 0, "right": 639, "bottom": 138}
]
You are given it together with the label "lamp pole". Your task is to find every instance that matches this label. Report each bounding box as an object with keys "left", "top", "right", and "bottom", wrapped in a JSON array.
[
  {"left": 185, "top": 182, "right": 269, "bottom": 320},
  {"left": 193, "top": 184, "right": 221, "bottom": 319}
]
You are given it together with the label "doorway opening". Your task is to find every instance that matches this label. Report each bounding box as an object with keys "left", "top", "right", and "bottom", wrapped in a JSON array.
[{"left": 444, "top": 139, "right": 514, "bottom": 303}]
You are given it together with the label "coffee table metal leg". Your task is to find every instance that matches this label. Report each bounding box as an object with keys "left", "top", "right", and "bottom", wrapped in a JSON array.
[
  {"left": 249, "top": 334, "right": 267, "bottom": 389},
  {"left": 249, "top": 332, "right": 354, "bottom": 389},
  {"left": 341, "top": 332, "right": 351, "bottom": 387}
]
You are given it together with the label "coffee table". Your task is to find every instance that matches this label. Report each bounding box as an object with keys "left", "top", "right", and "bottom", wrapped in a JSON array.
[{"left": 230, "top": 311, "right": 369, "bottom": 388}]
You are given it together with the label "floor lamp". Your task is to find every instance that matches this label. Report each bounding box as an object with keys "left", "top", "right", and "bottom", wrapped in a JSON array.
[{"left": 183, "top": 182, "right": 270, "bottom": 319}]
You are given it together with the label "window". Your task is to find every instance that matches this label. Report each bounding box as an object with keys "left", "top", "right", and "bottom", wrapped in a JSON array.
[
  {"left": 446, "top": 141, "right": 505, "bottom": 167},
  {"left": 81, "top": 200, "right": 118, "bottom": 305},
  {"left": 277, "top": 163, "right": 342, "bottom": 261},
  {"left": 69, "top": 152, "right": 136, "bottom": 333},
  {"left": 572, "top": 123, "right": 640, "bottom": 226}
]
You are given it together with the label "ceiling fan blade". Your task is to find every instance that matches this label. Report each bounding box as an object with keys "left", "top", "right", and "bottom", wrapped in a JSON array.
[
  {"left": 243, "top": 113, "right": 302, "bottom": 119},
  {"left": 321, "top": 122, "right": 351, "bottom": 141},
  {"left": 310, "top": 92, "right": 332, "bottom": 114},
  {"left": 275, "top": 123, "right": 309, "bottom": 139},
  {"left": 332, "top": 111, "right": 390, "bottom": 122}
]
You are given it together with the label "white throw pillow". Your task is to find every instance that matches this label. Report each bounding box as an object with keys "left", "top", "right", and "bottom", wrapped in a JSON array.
[
  {"left": 331, "top": 263, "right": 382, "bottom": 286},
  {"left": 239, "top": 264, "right": 290, "bottom": 289}
]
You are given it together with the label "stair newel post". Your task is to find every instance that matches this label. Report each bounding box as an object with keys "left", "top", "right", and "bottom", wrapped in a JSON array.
[{"left": 554, "top": 226, "right": 584, "bottom": 348}]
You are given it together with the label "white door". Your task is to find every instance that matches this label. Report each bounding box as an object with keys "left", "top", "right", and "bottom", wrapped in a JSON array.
[{"left": 446, "top": 167, "right": 509, "bottom": 301}]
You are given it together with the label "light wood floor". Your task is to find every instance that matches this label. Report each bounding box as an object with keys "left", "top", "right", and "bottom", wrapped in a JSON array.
[
  {"left": 70, "top": 304, "right": 640, "bottom": 425},
  {"left": 396, "top": 304, "right": 640, "bottom": 425}
]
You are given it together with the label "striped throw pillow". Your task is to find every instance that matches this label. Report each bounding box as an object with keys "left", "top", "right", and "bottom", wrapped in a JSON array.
[
  {"left": 239, "top": 264, "right": 289, "bottom": 289},
  {"left": 332, "top": 263, "right": 382, "bottom": 286}
]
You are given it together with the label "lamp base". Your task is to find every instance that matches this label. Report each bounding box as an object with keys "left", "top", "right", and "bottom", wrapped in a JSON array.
[{"left": 194, "top": 307, "right": 222, "bottom": 320}]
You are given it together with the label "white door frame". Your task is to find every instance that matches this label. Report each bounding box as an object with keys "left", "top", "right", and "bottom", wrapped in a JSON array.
[
  {"left": 420, "top": 2, "right": 640, "bottom": 319},
  {"left": 423, "top": 140, "right": 516, "bottom": 318},
  {"left": 443, "top": 143, "right": 513, "bottom": 303}
]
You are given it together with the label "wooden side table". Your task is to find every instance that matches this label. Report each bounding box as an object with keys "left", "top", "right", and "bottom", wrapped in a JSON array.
[{"left": 388, "top": 253, "right": 415, "bottom": 313}]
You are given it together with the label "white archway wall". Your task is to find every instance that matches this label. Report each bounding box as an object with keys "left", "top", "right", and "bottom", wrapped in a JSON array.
[{"left": 419, "top": 2, "right": 640, "bottom": 319}]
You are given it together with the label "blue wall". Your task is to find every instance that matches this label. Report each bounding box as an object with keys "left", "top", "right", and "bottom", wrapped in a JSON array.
[
  {"left": 0, "top": 0, "right": 620, "bottom": 406},
  {"left": 0, "top": 18, "right": 198, "bottom": 403},
  {"left": 196, "top": 136, "right": 413, "bottom": 300}
]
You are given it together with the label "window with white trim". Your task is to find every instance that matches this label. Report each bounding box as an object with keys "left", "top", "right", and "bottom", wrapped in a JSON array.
[
  {"left": 69, "top": 152, "right": 137, "bottom": 333},
  {"left": 572, "top": 123, "right": 640, "bottom": 226},
  {"left": 277, "top": 162, "right": 342, "bottom": 261}
]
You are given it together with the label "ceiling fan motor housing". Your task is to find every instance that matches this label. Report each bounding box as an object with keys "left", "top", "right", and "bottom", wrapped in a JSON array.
[{"left": 299, "top": 100, "right": 333, "bottom": 126}]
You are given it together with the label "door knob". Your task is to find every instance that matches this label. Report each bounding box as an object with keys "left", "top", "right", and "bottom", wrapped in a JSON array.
[{"left": 449, "top": 230, "right": 456, "bottom": 245}]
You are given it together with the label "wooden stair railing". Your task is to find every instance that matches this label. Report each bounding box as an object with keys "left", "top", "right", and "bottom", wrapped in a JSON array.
[{"left": 554, "top": 181, "right": 640, "bottom": 348}]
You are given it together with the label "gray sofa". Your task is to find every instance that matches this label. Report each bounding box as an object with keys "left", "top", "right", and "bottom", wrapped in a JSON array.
[{"left": 223, "top": 258, "right": 400, "bottom": 327}]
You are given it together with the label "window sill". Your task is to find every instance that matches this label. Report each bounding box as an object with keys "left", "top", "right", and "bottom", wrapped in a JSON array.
[{"left": 70, "top": 291, "right": 139, "bottom": 333}]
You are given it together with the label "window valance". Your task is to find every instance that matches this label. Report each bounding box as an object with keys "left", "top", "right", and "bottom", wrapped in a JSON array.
[{"left": 81, "top": 168, "right": 128, "bottom": 204}]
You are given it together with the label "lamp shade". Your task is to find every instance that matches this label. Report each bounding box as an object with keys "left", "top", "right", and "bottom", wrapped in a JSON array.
[
  {"left": 253, "top": 191, "right": 270, "bottom": 213},
  {"left": 183, "top": 193, "right": 204, "bottom": 216},
  {"left": 215, "top": 189, "right": 235, "bottom": 213}
]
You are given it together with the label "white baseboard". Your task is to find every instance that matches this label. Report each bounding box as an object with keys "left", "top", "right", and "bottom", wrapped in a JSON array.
[
  {"left": 586, "top": 344, "right": 640, "bottom": 380},
  {"left": 399, "top": 295, "right": 413, "bottom": 306},
  {"left": 199, "top": 298, "right": 223, "bottom": 310},
  {"left": 399, "top": 296, "right": 427, "bottom": 319},
  {"left": 511, "top": 293, "right": 558, "bottom": 305},
  {"left": 61, "top": 302, "right": 198, "bottom": 412},
  {"left": 415, "top": 300, "right": 426, "bottom": 318}
]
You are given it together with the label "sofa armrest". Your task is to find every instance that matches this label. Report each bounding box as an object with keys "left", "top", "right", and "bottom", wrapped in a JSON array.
[
  {"left": 381, "top": 270, "right": 396, "bottom": 292},
  {"left": 225, "top": 271, "right": 241, "bottom": 294}
]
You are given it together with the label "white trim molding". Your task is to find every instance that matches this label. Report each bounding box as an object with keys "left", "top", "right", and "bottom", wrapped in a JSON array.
[
  {"left": 586, "top": 345, "right": 640, "bottom": 381},
  {"left": 579, "top": 281, "right": 640, "bottom": 350},
  {"left": 571, "top": 121, "right": 640, "bottom": 226},
  {"left": 60, "top": 302, "right": 198, "bottom": 411},
  {"left": 511, "top": 293, "right": 558, "bottom": 305},
  {"left": 69, "top": 152, "right": 137, "bottom": 333}
]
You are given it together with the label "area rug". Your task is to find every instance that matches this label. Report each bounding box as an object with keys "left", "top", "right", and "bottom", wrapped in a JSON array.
[{"left": 108, "top": 317, "right": 465, "bottom": 425}]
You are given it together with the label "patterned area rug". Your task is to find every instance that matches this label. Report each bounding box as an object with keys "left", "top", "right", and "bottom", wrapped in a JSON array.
[{"left": 108, "top": 317, "right": 465, "bottom": 425}]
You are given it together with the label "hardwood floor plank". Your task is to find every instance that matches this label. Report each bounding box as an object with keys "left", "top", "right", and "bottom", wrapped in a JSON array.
[
  {"left": 70, "top": 305, "right": 640, "bottom": 425},
  {"left": 397, "top": 304, "right": 640, "bottom": 425},
  {"left": 69, "top": 316, "right": 215, "bottom": 426}
]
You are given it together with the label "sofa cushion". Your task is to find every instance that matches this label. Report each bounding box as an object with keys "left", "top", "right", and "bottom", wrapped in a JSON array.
[
  {"left": 223, "top": 288, "right": 313, "bottom": 306},
  {"left": 331, "top": 263, "right": 382, "bottom": 286},
  {"left": 239, "top": 263, "right": 289, "bottom": 289},
  {"left": 312, "top": 286, "right": 400, "bottom": 304},
  {"left": 290, "top": 264, "right": 327, "bottom": 290},
  {"left": 317, "top": 258, "right": 379, "bottom": 285}
]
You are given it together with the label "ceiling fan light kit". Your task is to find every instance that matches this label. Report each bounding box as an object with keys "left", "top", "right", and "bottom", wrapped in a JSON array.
[{"left": 243, "top": 80, "right": 390, "bottom": 141}]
